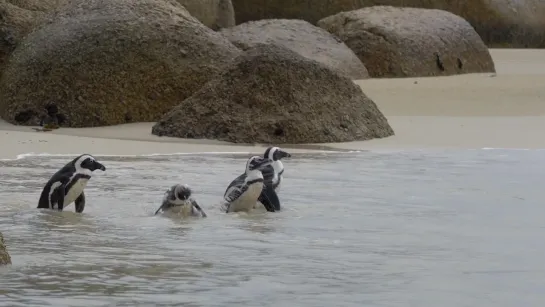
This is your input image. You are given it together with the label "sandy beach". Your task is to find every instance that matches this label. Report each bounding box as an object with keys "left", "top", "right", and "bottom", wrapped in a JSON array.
[{"left": 0, "top": 49, "right": 543, "bottom": 159}]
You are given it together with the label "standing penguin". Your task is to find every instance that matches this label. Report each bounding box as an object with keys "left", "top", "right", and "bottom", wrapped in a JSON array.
[
  {"left": 222, "top": 156, "right": 276, "bottom": 213},
  {"left": 257, "top": 146, "right": 291, "bottom": 209},
  {"left": 154, "top": 184, "right": 207, "bottom": 218},
  {"left": 37, "top": 154, "right": 106, "bottom": 213},
  {"left": 227, "top": 147, "right": 291, "bottom": 212}
]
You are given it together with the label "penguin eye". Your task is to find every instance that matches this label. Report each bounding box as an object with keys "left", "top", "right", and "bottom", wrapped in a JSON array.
[{"left": 81, "top": 158, "right": 93, "bottom": 168}]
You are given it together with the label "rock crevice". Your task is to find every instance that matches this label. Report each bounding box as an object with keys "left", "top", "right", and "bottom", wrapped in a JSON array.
[{"left": 176, "top": 0, "right": 235, "bottom": 30}]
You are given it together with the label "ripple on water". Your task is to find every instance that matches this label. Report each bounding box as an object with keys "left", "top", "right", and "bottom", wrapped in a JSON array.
[{"left": 1, "top": 150, "right": 545, "bottom": 307}]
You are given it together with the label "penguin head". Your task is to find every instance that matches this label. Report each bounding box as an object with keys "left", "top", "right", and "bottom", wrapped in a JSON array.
[
  {"left": 264, "top": 146, "right": 291, "bottom": 161},
  {"left": 74, "top": 154, "right": 106, "bottom": 173},
  {"left": 246, "top": 156, "right": 272, "bottom": 172},
  {"left": 174, "top": 184, "right": 192, "bottom": 201}
]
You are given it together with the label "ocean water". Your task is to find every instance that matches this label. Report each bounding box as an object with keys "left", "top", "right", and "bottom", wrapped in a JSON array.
[{"left": 0, "top": 149, "right": 544, "bottom": 307}]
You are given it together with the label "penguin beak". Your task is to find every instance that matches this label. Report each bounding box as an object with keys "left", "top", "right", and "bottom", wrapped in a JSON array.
[
  {"left": 95, "top": 161, "right": 106, "bottom": 171},
  {"left": 190, "top": 198, "right": 207, "bottom": 218},
  {"left": 279, "top": 150, "right": 291, "bottom": 158}
]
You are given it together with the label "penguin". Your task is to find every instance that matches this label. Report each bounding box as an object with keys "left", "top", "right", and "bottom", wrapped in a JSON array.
[
  {"left": 228, "top": 147, "right": 291, "bottom": 212},
  {"left": 261, "top": 146, "right": 291, "bottom": 192},
  {"left": 154, "top": 184, "right": 207, "bottom": 218},
  {"left": 256, "top": 146, "right": 291, "bottom": 210},
  {"left": 37, "top": 154, "right": 106, "bottom": 213},
  {"left": 222, "top": 156, "right": 276, "bottom": 213}
]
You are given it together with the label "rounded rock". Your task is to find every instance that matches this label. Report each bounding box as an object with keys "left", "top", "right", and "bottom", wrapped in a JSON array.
[
  {"left": 318, "top": 6, "right": 496, "bottom": 78},
  {"left": 231, "top": 0, "right": 545, "bottom": 48},
  {"left": 152, "top": 43, "right": 394, "bottom": 144},
  {"left": 220, "top": 19, "right": 369, "bottom": 79},
  {"left": 0, "top": 0, "right": 241, "bottom": 127}
]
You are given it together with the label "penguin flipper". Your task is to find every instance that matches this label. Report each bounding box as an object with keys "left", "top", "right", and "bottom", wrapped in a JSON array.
[
  {"left": 75, "top": 192, "right": 85, "bottom": 213},
  {"left": 154, "top": 200, "right": 169, "bottom": 215},
  {"left": 56, "top": 185, "right": 66, "bottom": 211},
  {"left": 190, "top": 199, "right": 207, "bottom": 218},
  {"left": 48, "top": 175, "right": 70, "bottom": 211},
  {"left": 258, "top": 186, "right": 280, "bottom": 212},
  {"left": 38, "top": 185, "right": 51, "bottom": 209}
]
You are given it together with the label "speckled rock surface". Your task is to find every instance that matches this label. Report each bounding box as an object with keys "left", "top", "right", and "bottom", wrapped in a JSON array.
[
  {"left": 5, "top": 0, "right": 68, "bottom": 11},
  {"left": 0, "top": 0, "right": 68, "bottom": 73}
]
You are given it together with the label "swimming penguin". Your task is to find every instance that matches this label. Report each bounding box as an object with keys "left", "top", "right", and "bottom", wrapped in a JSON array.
[
  {"left": 257, "top": 146, "right": 291, "bottom": 207},
  {"left": 37, "top": 154, "right": 106, "bottom": 213},
  {"left": 229, "top": 147, "right": 291, "bottom": 212},
  {"left": 154, "top": 184, "right": 207, "bottom": 218},
  {"left": 222, "top": 156, "right": 276, "bottom": 213}
]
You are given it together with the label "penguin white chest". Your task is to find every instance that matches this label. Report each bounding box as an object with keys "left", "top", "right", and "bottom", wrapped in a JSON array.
[
  {"left": 229, "top": 182, "right": 263, "bottom": 212},
  {"left": 64, "top": 178, "right": 89, "bottom": 206},
  {"left": 271, "top": 161, "right": 284, "bottom": 192},
  {"left": 274, "top": 177, "right": 282, "bottom": 192},
  {"left": 165, "top": 202, "right": 194, "bottom": 217}
]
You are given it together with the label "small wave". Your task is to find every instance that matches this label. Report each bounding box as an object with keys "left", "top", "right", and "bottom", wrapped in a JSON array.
[
  {"left": 481, "top": 147, "right": 545, "bottom": 151},
  {"left": 1, "top": 150, "right": 361, "bottom": 161},
  {"left": 0, "top": 152, "right": 254, "bottom": 161}
]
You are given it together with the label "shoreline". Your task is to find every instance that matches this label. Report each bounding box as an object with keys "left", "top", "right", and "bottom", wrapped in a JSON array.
[{"left": 1, "top": 49, "right": 544, "bottom": 159}]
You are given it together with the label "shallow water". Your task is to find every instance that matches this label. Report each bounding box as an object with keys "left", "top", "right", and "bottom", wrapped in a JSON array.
[{"left": 0, "top": 149, "right": 544, "bottom": 307}]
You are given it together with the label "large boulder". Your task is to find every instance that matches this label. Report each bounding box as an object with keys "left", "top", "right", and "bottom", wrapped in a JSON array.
[
  {"left": 0, "top": 0, "right": 241, "bottom": 127},
  {"left": 220, "top": 19, "right": 369, "bottom": 79},
  {"left": 152, "top": 44, "right": 394, "bottom": 144},
  {"left": 231, "top": 0, "right": 545, "bottom": 48},
  {"left": 176, "top": 0, "right": 235, "bottom": 30},
  {"left": 0, "top": 232, "right": 11, "bottom": 265},
  {"left": 318, "top": 6, "right": 496, "bottom": 78}
]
